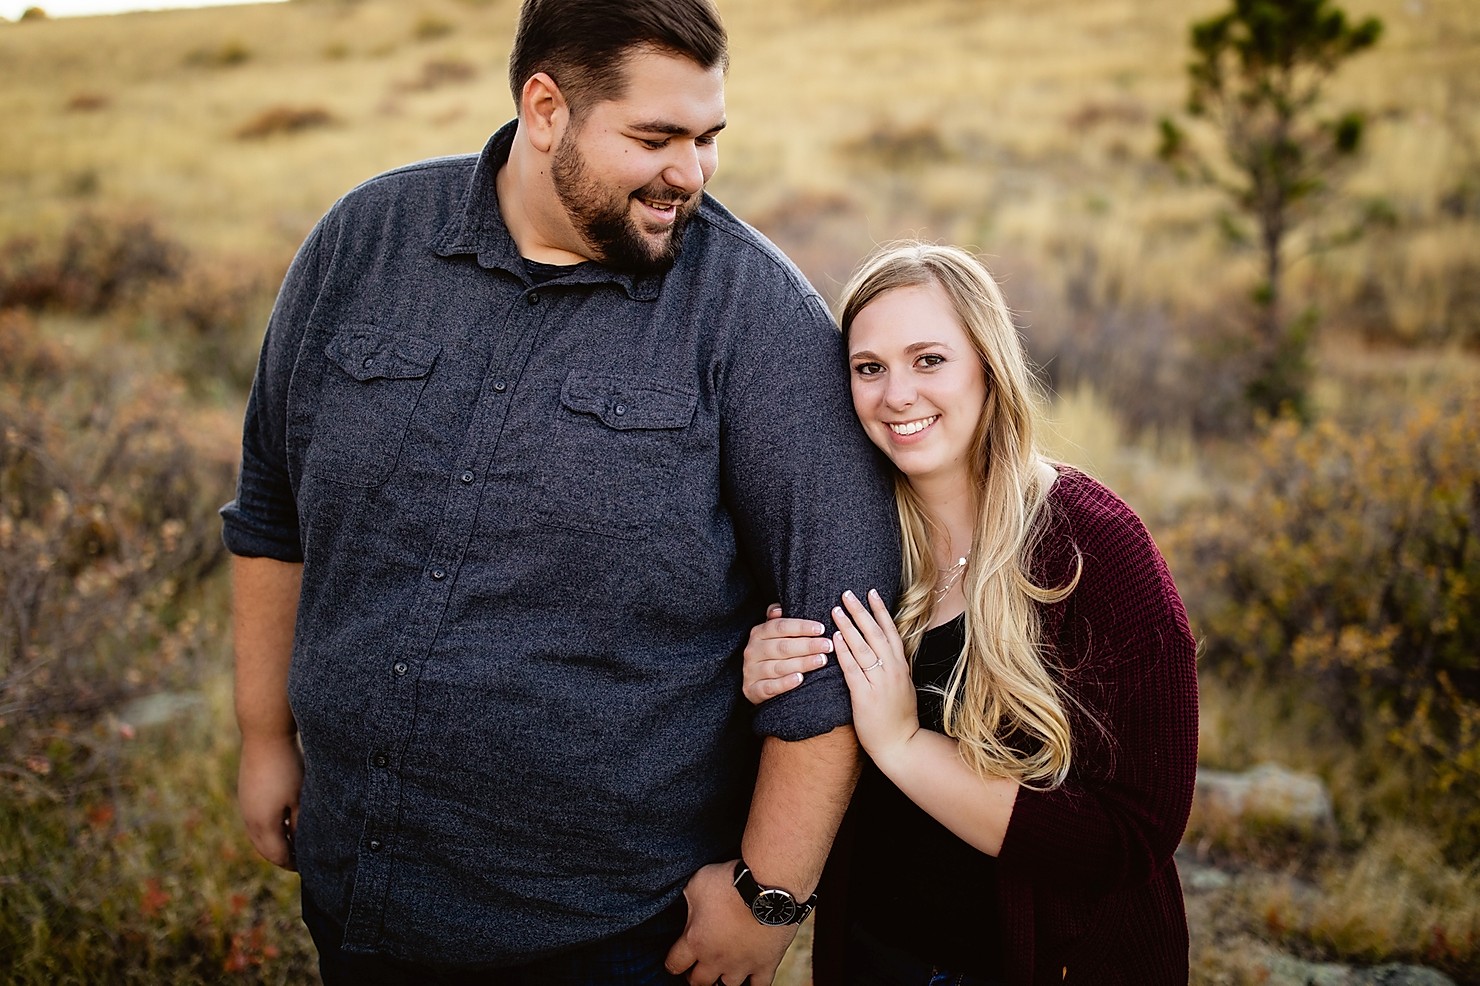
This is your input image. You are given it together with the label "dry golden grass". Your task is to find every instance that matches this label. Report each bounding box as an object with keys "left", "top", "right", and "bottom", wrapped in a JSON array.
[{"left": 1, "top": 0, "right": 1473, "bottom": 323}]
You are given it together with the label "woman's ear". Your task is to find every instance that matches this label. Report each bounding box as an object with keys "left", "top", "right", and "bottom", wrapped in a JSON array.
[{"left": 519, "top": 72, "right": 568, "bottom": 154}]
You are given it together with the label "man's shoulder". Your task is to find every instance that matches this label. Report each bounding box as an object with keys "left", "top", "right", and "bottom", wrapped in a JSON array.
[
  {"left": 326, "top": 151, "right": 480, "bottom": 224},
  {"left": 688, "top": 196, "right": 825, "bottom": 311}
]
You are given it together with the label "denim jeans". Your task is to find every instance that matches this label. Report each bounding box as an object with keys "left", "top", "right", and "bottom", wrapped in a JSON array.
[
  {"left": 843, "top": 919, "right": 1006, "bottom": 986},
  {"left": 302, "top": 886, "right": 688, "bottom": 986}
]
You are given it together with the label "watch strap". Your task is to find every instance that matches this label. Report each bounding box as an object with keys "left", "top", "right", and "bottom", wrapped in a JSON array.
[{"left": 732, "top": 858, "right": 817, "bottom": 926}]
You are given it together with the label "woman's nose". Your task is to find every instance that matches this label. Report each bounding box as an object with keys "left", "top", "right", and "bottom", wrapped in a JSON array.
[{"left": 883, "top": 375, "right": 916, "bottom": 409}]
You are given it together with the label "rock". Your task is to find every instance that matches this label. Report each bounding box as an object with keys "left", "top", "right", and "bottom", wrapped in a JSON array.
[
  {"left": 1248, "top": 946, "right": 1457, "bottom": 986},
  {"left": 1196, "top": 762, "right": 1336, "bottom": 836},
  {"left": 115, "top": 691, "right": 206, "bottom": 730},
  {"left": 1176, "top": 854, "right": 1233, "bottom": 893},
  {"left": 1362, "top": 966, "right": 1459, "bottom": 986}
]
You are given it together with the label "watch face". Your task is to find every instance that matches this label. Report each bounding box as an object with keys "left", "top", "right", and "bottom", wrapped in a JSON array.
[{"left": 751, "top": 888, "right": 798, "bottom": 926}]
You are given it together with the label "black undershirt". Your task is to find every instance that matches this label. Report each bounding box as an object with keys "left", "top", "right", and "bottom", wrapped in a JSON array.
[
  {"left": 523, "top": 258, "right": 587, "bottom": 284},
  {"left": 847, "top": 613, "right": 1006, "bottom": 978}
]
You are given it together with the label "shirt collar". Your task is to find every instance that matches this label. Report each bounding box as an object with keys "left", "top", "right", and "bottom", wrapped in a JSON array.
[{"left": 430, "top": 119, "right": 664, "bottom": 302}]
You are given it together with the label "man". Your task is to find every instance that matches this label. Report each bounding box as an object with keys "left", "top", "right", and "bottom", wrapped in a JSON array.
[{"left": 221, "top": 0, "right": 898, "bottom": 983}]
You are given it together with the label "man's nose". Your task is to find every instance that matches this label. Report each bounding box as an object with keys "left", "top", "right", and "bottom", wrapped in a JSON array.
[{"left": 663, "top": 143, "right": 706, "bottom": 196}]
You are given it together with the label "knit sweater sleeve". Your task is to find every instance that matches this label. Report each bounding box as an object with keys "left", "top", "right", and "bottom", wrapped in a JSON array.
[{"left": 995, "top": 469, "right": 1198, "bottom": 894}]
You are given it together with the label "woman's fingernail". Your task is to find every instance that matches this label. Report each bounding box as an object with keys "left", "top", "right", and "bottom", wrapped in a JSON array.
[
  {"left": 843, "top": 590, "right": 857, "bottom": 603},
  {"left": 833, "top": 606, "right": 843, "bottom": 619},
  {"left": 811, "top": 654, "right": 827, "bottom": 667}
]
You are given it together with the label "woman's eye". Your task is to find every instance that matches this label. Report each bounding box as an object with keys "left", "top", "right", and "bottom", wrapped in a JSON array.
[
  {"left": 917, "top": 354, "right": 945, "bottom": 368},
  {"left": 853, "top": 362, "right": 883, "bottom": 377}
]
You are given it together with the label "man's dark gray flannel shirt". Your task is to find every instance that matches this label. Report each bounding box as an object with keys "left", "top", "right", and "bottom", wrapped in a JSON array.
[{"left": 220, "top": 121, "right": 899, "bottom": 967}]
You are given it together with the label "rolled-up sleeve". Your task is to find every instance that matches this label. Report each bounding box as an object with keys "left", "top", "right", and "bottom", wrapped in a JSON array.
[{"left": 219, "top": 220, "right": 329, "bottom": 562}]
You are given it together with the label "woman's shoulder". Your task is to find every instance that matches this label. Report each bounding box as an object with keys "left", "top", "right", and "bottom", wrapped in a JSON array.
[
  {"left": 1043, "top": 464, "right": 1178, "bottom": 594},
  {"left": 1046, "top": 466, "right": 1149, "bottom": 546}
]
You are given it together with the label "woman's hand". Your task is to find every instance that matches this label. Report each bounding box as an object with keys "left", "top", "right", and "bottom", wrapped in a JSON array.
[
  {"left": 742, "top": 603, "right": 833, "bottom": 704},
  {"left": 834, "top": 589, "right": 920, "bottom": 764}
]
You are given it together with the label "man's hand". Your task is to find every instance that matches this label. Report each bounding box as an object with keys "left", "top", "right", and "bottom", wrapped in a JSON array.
[
  {"left": 238, "top": 731, "right": 303, "bottom": 870},
  {"left": 664, "top": 860, "right": 797, "bottom": 986}
]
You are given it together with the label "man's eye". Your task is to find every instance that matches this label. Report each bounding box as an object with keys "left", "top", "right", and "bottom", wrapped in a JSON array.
[{"left": 638, "top": 138, "right": 668, "bottom": 149}]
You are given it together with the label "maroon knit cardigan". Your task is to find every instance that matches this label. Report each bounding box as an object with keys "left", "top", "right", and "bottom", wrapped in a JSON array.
[{"left": 813, "top": 467, "right": 1199, "bottom": 986}]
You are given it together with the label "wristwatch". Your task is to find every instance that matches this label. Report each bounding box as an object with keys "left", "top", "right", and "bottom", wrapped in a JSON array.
[{"left": 732, "top": 858, "right": 817, "bottom": 927}]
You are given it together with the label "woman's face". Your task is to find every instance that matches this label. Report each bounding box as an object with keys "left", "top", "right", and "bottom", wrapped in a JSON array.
[{"left": 846, "top": 280, "right": 988, "bottom": 487}]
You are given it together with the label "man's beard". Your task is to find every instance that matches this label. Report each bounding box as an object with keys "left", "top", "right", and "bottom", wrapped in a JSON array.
[{"left": 550, "top": 133, "right": 697, "bottom": 276}]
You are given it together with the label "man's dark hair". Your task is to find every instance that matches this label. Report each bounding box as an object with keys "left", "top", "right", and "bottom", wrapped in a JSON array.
[{"left": 508, "top": 0, "right": 728, "bottom": 116}]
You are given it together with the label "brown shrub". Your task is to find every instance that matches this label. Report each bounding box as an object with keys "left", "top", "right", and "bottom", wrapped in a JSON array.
[
  {"left": 0, "top": 310, "right": 230, "bottom": 729},
  {"left": 413, "top": 14, "right": 455, "bottom": 41},
  {"left": 65, "top": 92, "right": 109, "bottom": 113},
  {"left": 1065, "top": 98, "right": 1149, "bottom": 131},
  {"left": 183, "top": 39, "right": 251, "bottom": 68},
  {"left": 138, "top": 256, "right": 275, "bottom": 395},
  {"left": 399, "top": 57, "right": 477, "bottom": 92},
  {"left": 0, "top": 211, "right": 182, "bottom": 314},
  {"left": 232, "top": 105, "right": 337, "bottom": 141},
  {"left": 840, "top": 120, "right": 958, "bottom": 170},
  {"left": 1164, "top": 395, "right": 1480, "bottom": 855}
]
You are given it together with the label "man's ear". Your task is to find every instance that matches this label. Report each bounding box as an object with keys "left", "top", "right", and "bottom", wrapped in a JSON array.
[{"left": 520, "top": 72, "right": 568, "bottom": 154}]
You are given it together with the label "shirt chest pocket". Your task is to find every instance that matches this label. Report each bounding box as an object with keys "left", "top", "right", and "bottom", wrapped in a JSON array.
[
  {"left": 305, "top": 329, "right": 441, "bottom": 488},
  {"left": 536, "top": 371, "right": 698, "bottom": 540}
]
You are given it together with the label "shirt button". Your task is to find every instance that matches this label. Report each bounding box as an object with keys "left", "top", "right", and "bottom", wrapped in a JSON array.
[
  {"left": 493, "top": 380, "right": 507, "bottom": 393},
  {"left": 431, "top": 569, "right": 446, "bottom": 581},
  {"left": 527, "top": 292, "right": 540, "bottom": 306},
  {"left": 362, "top": 357, "right": 374, "bottom": 368},
  {"left": 393, "top": 661, "right": 408, "bottom": 676},
  {"left": 614, "top": 404, "right": 627, "bottom": 416},
  {"left": 460, "top": 471, "right": 475, "bottom": 484},
  {"left": 368, "top": 839, "right": 383, "bottom": 852},
  {"left": 372, "top": 753, "right": 389, "bottom": 768}
]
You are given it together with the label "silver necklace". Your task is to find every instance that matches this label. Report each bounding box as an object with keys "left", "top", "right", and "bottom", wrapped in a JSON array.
[{"left": 933, "top": 555, "right": 969, "bottom": 601}]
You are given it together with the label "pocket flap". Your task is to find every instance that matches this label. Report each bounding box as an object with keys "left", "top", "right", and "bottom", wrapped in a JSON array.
[
  {"left": 560, "top": 371, "right": 697, "bottom": 430},
  {"left": 325, "top": 329, "right": 440, "bottom": 382}
]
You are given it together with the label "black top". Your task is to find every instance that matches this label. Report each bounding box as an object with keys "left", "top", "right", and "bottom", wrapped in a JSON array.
[
  {"left": 523, "top": 257, "right": 587, "bottom": 283},
  {"left": 848, "top": 613, "right": 1006, "bottom": 978}
]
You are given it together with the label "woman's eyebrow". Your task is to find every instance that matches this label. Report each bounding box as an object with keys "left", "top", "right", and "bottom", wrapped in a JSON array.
[{"left": 850, "top": 341, "right": 958, "bottom": 360}]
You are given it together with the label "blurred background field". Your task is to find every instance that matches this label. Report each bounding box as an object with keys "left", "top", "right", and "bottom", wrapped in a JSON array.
[{"left": 0, "top": 0, "right": 1477, "bottom": 983}]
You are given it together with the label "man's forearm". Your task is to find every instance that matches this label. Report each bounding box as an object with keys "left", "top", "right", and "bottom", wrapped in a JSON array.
[
  {"left": 739, "top": 724, "right": 861, "bottom": 896},
  {"left": 232, "top": 554, "right": 303, "bottom": 739}
]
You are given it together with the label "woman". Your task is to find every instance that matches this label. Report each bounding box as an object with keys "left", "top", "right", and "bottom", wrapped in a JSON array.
[{"left": 743, "top": 242, "right": 1198, "bottom": 985}]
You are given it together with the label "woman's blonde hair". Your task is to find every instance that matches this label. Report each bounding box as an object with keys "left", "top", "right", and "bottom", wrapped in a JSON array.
[{"left": 839, "top": 241, "right": 1080, "bottom": 789}]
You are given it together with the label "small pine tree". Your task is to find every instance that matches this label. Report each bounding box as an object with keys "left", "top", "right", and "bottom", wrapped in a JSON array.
[{"left": 1160, "top": 0, "right": 1381, "bottom": 420}]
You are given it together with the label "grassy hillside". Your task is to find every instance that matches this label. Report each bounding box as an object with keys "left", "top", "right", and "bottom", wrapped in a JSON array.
[
  {"left": 3, "top": 0, "right": 1476, "bottom": 317},
  {"left": 1, "top": 1, "right": 1478, "bottom": 983}
]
